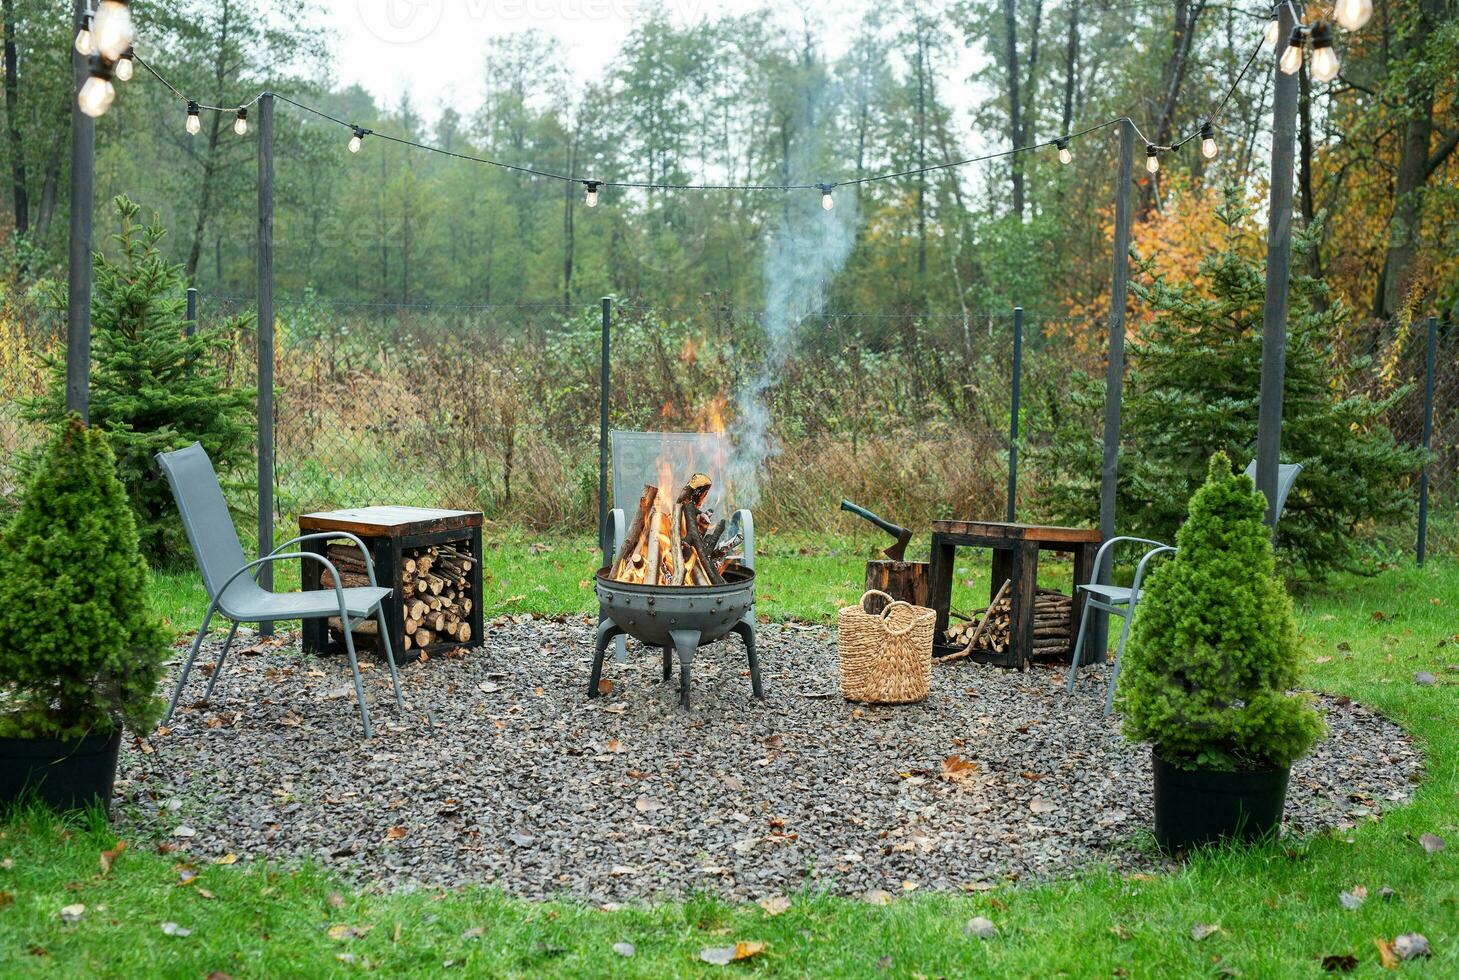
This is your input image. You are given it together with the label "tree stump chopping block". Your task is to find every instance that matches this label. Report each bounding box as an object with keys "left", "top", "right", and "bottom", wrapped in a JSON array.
[{"left": 864, "top": 560, "right": 930, "bottom": 609}]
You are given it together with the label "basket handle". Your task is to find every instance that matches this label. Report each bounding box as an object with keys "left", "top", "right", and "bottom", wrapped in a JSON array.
[
  {"left": 880, "top": 600, "right": 924, "bottom": 636},
  {"left": 858, "top": 589, "right": 895, "bottom": 614}
]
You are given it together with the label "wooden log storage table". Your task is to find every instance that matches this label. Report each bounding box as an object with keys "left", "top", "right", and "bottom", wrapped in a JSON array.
[
  {"left": 928, "top": 520, "right": 1101, "bottom": 669},
  {"left": 298, "top": 506, "right": 484, "bottom": 661}
]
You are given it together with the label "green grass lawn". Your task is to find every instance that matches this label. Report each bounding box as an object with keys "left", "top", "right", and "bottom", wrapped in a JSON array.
[{"left": 3, "top": 538, "right": 1456, "bottom": 977}]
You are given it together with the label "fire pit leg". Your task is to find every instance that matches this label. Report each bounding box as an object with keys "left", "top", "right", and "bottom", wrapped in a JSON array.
[
  {"left": 588, "top": 619, "right": 624, "bottom": 698},
  {"left": 669, "top": 628, "right": 700, "bottom": 709},
  {"left": 661, "top": 646, "right": 673, "bottom": 682},
  {"left": 731, "top": 616, "right": 763, "bottom": 699}
]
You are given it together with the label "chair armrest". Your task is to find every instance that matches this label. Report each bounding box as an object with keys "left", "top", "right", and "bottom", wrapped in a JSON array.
[
  {"left": 1087, "top": 535, "right": 1171, "bottom": 587},
  {"left": 1130, "top": 545, "right": 1177, "bottom": 593},
  {"left": 608, "top": 508, "right": 626, "bottom": 566},
  {"left": 216, "top": 552, "right": 352, "bottom": 612},
  {"left": 731, "top": 509, "right": 754, "bottom": 571},
  {"left": 268, "top": 532, "right": 376, "bottom": 586}
]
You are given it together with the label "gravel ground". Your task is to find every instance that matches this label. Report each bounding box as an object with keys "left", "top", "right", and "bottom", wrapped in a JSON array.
[{"left": 116, "top": 617, "right": 1422, "bottom": 902}]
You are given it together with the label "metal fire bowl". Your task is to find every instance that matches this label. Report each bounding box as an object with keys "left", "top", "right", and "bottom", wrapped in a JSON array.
[{"left": 595, "top": 566, "right": 755, "bottom": 648}]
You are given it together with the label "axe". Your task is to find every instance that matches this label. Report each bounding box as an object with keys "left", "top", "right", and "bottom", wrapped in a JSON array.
[{"left": 839, "top": 499, "right": 912, "bottom": 561}]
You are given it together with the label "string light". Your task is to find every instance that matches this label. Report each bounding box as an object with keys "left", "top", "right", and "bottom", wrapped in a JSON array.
[
  {"left": 1309, "top": 22, "right": 1340, "bottom": 82},
  {"left": 1200, "top": 122, "right": 1218, "bottom": 160},
  {"left": 584, "top": 180, "right": 600, "bottom": 207},
  {"left": 1055, "top": 137, "right": 1071, "bottom": 164},
  {"left": 114, "top": 46, "right": 134, "bottom": 82},
  {"left": 233, "top": 107, "right": 248, "bottom": 136},
  {"left": 77, "top": 57, "right": 116, "bottom": 118},
  {"left": 818, "top": 182, "right": 835, "bottom": 210},
  {"left": 1264, "top": 18, "right": 1281, "bottom": 46},
  {"left": 1333, "top": 0, "right": 1372, "bottom": 31},
  {"left": 185, "top": 100, "right": 200, "bottom": 134},
  {"left": 348, "top": 125, "right": 368, "bottom": 153},
  {"left": 74, "top": 15, "right": 94, "bottom": 56},
  {"left": 1145, "top": 144, "right": 1159, "bottom": 174},
  {"left": 90, "top": 0, "right": 134, "bottom": 62},
  {"left": 1279, "top": 26, "right": 1305, "bottom": 75}
]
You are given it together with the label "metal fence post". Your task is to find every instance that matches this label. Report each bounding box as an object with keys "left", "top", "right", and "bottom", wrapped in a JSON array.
[
  {"left": 185, "top": 286, "right": 197, "bottom": 338},
  {"left": 599, "top": 296, "right": 612, "bottom": 564},
  {"left": 66, "top": 0, "right": 94, "bottom": 421},
  {"left": 257, "top": 93, "right": 275, "bottom": 636},
  {"left": 1006, "top": 307, "right": 1023, "bottom": 523},
  {"left": 1416, "top": 314, "right": 1438, "bottom": 566}
]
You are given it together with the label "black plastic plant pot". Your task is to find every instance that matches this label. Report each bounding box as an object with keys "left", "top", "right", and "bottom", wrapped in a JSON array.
[
  {"left": 0, "top": 729, "right": 123, "bottom": 817},
  {"left": 1152, "top": 750, "right": 1290, "bottom": 852}
]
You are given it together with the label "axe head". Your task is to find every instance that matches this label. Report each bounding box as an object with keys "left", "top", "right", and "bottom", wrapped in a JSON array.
[{"left": 883, "top": 527, "right": 912, "bottom": 562}]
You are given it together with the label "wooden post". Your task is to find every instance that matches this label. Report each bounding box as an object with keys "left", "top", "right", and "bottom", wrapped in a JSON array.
[
  {"left": 1416, "top": 314, "right": 1438, "bottom": 565},
  {"left": 1257, "top": 4, "right": 1299, "bottom": 530},
  {"left": 599, "top": 296, "right": 612, "bottom": 564},
  {"left": 1006, "top": 306, "right": 1022, "bottom": 523},
  {"left": 66, "top": 0, "right": 93, "bottom": 421},
  {"left": 1094, "top": 118, "right": 1136, "bottom": 661},
  {"left": 257, "top": 93, "right": 275, "bottom": 634}
]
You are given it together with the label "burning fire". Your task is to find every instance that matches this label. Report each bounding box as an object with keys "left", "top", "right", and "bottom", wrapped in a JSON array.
[{"left": 609, "top": 471, "right": 740, "bottom": 587}]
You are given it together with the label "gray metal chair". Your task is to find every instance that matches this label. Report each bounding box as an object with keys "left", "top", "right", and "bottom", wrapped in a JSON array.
[
  {"left": 604, "top": 430, "right": 756, "bottom": 661},
  {"left": 157, "top": 443, "right": 405, "bottom": 738},
  {"left": 1067, "top": 459, "right": 1302, "bottom": 715}
]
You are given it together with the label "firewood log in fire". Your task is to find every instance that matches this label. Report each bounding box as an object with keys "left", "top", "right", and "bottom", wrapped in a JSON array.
[{"left": 608, "top": 473, "right": 736, "bottom": 586}]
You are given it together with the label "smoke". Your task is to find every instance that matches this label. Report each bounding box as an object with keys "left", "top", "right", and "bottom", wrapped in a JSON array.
[{"left": 727, "top": 147, "right": 859, "bottom": 507}]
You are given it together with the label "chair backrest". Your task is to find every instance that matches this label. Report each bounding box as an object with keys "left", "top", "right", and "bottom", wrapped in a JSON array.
[
  {"left": 1242, "top": 459, "right": 1303, "bottom": 525},
  {"left": 611, "top": 430, "right": 732, "bottom": 517},
  {"left": 156, "top": 443, "right": 252, "bottom": 601}
]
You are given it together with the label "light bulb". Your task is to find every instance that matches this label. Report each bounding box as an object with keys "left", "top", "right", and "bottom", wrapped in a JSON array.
[
  {"left": 1145, "top": 146, "right": 1159, "bottom": 174},
  {"left": 74, "top": 22, "right": 94, "bottom": 56},
  {"left": 821, "top": 191, "right": 834, "bottom": 211},
  {"left": 1200, "top": 122, "right": 1217, "bottom": 160},
  {"left": 1311, "top": 43, "right": 1340, "bottom": 82},
  {"left": 1279, "top": 42, "right": 1303, "bottom": 75},
  {"left": 77, "top": 74, "right": 115, "bottom": 118},
  {"left": 186, "top": 101, "right": 200, "bottom": 134},
  {"left": 114, "top": 53, "right": 133, "bottom": 82},
  {"left": 233, "top": 111, "right": 248, "bottom": 136},
  {"left": 91, "top": 0, "right": 134, "bottom": 62},
  {"left": 1264, "top": 18, "right": 1280, "bottom": 46},
  {"left": 1058, "top": 145, "right": 1072, "bottom": 165},
  {"left": 348, "top": 134, "right": 361, "bottom": 153},
  {"left": 1333, "top": 0, "right": 1372, "bottom": 31},
  {"left": 584, "top": 181, "right": 599, "bottom": 207}
]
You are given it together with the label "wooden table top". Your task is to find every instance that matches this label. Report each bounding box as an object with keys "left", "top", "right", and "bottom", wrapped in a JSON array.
[
  {"left": 930, "top": 520, "right": 1101, "bottom": 544},
  {"left": 299, "top": 505, "right": 483, "bottom": 536}
]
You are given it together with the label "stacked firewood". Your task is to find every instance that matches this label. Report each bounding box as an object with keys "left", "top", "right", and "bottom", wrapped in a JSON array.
[
  {"left": 609, "top": 473, "right": 741, "bottom": 586},
  {"left": 944, "top": 582, "right": 1074, "bottom": 658},
  {"left": 323, "top": 542, "right": 474, "bottom": 650}
]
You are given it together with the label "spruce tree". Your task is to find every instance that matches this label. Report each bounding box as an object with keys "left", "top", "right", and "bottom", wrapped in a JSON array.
[
  {"left": 1115, "top": 452, "right": 1325, "bottom": 770},
  {"left": 0, "top": 417, "right": 168, "bottom": 739},
  {"left": 30, "top": 196, "right": 254, "bottom": 563}
]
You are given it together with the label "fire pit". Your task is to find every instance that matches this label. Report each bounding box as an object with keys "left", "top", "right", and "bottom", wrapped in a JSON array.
[
  {"left": 589, "top": 566, "right": 760, "bottom": 708},
  {"left": 588, "top": 470, "right": 762, "bottom": 708}
]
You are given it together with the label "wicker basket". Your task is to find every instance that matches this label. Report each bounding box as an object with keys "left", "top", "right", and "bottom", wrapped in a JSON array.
[{"left": 837, "top": 589, "right": 936, "bottom": 704}]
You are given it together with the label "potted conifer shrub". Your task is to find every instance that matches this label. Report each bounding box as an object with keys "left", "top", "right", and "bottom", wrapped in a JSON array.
[
  {"left": 1115, "top": 452, "right": 1325, "bottom": 850},
  {"left": 0, "top": 417, "right": 167, "bottom": 815}
]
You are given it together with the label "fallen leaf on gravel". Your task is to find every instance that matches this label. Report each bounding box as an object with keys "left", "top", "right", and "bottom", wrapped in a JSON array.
[
  {"left": 507, "top": 833, "right": 535, "bottom": 847},
  {"left": 161, "top": 922, "right": 192, "bottom": 937},
  {"left": 384, "top": 826, "right": 407, "bottom": 841},
  {"left": 597, "top": 679, "right": 614, "bottom": 695},
  {"left": 610, "top": 865, "right": 638, "bottom": 876},
  {"left": 1393, "top": 933, "right": 1430, "bottom": 960},
  {"left": 1190, "top": 923, "right": 1220, "bottom": 942},
  {"left": 1320, "top": 953, "right": 1358, "bottom": 972},
  {"left": 940, "top": 755, "right": 977, "bottom": 782},
  {"left": 99, "top": 841, "right": 126, "bottom": 875},
  {"left": 862, "top": 889, "right": 893, "bottom": 905},
  {"left": 964, "top": 916, "right": 997, "bottom": 939},
  {"left": 612, "top": 942, "right": 635, "bottom": 957},
  {"left": 1340, "top": 886, "right": 1367, "bottom": 910},
  {"left": 605, "top": 738, "right": 625, "bottom": 753},
  {"left": 1028, "top": 798, "right": 1057, "bottom": 814},
  {"left": 603, "top": 704, "right": 626, "bottom": 714},
  {"left": 758, "top": 895, "right": 791, "bottom": 916},
  {"left": 176, "top": 868, "right": 200, "bottom": 886},
  {"left": 212, "top": 853, "right": 238, "bottom": 866},
  {"left": 699, "top": 941, "right": 764, "bottom": 965},
  {"left": 1419, "top": 833, "right": 1445, "bottom": 853},
  {"left": 634, "top": 796, "right": 662, "bottom": 813},
  {"left": 59, "top": 904, "right": 85, "bottom": 923}
]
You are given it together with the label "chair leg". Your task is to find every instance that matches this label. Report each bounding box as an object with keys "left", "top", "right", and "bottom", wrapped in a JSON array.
[
  {"left": 202, "top": 620, "right": 240, "bottom": 702},
  {"left": 341, "top": 621, "right": 373, "bottom": 739},
  {"left": 376, "top": 606, "right": 406, "bottom": 712},
  {"left": 614, "top": 633, "right": 627, "bottom": 664},
  {"left": 588, "top": 619, "right": 622, "bottom": 698},
  {"left": 1104, "top": 605, "right": 1137, "bottom": 717},
  {"left": 1065, "top": 599, "right": 1094, "bottom": 693},
  {"left": 731, "top": 615, "right": 763, "bottom": 699},
  {"left": 670, "top": 628, "right": 700, "bottom": 709},
  {"left": 165, "top": 602, "right": 218, "bottom": 725}
]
